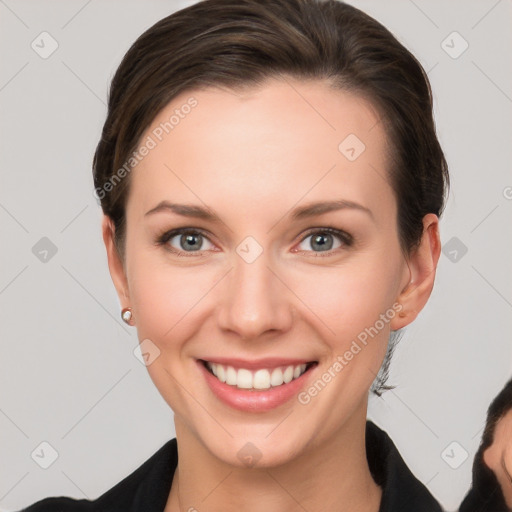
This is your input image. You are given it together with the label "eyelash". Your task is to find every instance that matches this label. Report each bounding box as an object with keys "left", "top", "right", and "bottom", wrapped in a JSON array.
[{"left": 155, "top": 227, "right": 354, "bottom": 258}]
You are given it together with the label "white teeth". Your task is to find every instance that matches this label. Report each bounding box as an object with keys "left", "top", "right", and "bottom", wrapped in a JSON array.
[
  {"left": 270, "top": 367, "right": 284, "bottom": 387},
  {"left": 216, "top": 364, "right": 226, "bottom": 383},
  {"left": 283, "top": 366, "right": 294, "bottom": 383},
  {"left": 253, "top": 369, "right": 271, "bottom": 389},
  {"left": 205, "top": 362, "right": 308, "bottom": 390},
  {"left": 237, "top": 369, "right": 253, "bottom": 389},
  {"left": 226, "top": 366, "right": 237, "bottom": 385}
]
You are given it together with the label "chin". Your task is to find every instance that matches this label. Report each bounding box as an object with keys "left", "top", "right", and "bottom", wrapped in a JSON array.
[{"left": 199, "top": 428, "right": 311, "bottom": 470}]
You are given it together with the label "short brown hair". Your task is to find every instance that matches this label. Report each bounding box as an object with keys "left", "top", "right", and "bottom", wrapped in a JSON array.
[{"left": 92, "top": 0, "right": 449, "bottom": 395}]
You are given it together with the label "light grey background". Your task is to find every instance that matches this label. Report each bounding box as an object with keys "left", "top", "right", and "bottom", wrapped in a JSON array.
[{"left": 1, "top": 1, "right": 511, "bottom": 511}]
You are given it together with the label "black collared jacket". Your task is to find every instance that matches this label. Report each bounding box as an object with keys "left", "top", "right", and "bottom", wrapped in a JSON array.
[{"left": 20, "top": 421, "right": 443, "bottom": 512}]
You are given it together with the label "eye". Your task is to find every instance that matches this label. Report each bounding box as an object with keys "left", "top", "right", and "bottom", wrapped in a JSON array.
[
  {"left": 156, "top": 226, "right": 353, "bottom": 258},
  {"left": 157, "top": 228, "right": 215, "bottom": 256},
  {"left": 295, "top": 228, "right": 353, "bottom": 256}
]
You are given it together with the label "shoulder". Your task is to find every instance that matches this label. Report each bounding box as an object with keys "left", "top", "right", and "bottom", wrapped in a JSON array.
[
  {"left": 18, "top": 438, "right": 178, "bottom": 512},
  {"left": 365, "top": 420, "right": 443, "bottom": 512}
]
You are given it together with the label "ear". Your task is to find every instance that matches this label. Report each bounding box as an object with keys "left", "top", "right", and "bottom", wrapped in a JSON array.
[
  {"left": 390, "top": 213, "right": 441, "bottom": 330},
  {"left": 101, "top": 215, "right": 130, "bottom": 308}
]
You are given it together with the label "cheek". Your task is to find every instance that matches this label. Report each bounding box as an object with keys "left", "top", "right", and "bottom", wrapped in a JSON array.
[
  {"left": 312, "top": 271, "right": 393, "bottom": 372},
  {"left": 289, "top": 251, "right": 402, "bottom": 389},
  {"left": 127, "top": 250, "right": 212, "bottom": 344},
  {"left": 134, "top": 264, "right": 397, "bottom": 340},
  {"left": 290, "top": 257, "right": 401, "bottom": 338}
]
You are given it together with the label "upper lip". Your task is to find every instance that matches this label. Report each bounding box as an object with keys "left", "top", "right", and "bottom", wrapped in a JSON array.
[{"left": 198, "top": 357, "right": 317, "bottom": 370}]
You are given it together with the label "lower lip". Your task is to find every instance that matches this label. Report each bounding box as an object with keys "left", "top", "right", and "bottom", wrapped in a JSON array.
[{"left": 197, "top": 360, "right": 316, "bottom": 412}]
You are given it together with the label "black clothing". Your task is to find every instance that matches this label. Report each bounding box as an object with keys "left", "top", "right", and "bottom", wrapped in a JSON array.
[{"left": 20, "top": 420, "right": 442, "bottom": 511}]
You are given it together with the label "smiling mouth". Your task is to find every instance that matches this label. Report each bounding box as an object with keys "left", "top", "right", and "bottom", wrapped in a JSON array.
[{"left": 200, "top": 359, "right": 318, "bottom": 390}]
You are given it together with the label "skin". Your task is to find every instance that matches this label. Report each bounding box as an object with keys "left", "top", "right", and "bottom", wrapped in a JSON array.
[
  {"left": 483, "top": 409, "right": 512, "bottom": 509},
  {"left": 102, "top": 77, "right": 441, "bottom": 512}
]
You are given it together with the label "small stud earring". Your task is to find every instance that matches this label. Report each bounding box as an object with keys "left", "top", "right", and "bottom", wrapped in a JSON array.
[{"left": 121, "top": 307, "right": 133, "bottom": 324}]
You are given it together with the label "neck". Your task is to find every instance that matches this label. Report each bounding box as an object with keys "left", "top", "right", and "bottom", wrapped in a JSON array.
[{"left": 165, "top": 409, "right": 381, "bottom": 512}]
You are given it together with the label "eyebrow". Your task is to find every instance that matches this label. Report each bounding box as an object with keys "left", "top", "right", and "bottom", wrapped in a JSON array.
[{"left": 144, "top": 199, "right": 374, "bottom": 222}]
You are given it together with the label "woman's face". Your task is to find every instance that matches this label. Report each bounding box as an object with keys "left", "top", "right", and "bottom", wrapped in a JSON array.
[{"left": 106, "top": 77, "right": 428, "bottom": 467}]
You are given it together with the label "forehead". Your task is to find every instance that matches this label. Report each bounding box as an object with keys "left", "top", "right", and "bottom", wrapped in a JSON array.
[{"left": 127, "top": 77, "right": 395, "bottom": 224}]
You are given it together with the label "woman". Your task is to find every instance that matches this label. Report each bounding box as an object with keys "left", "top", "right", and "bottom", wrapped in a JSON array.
[{"left": 21, "top": 0, "right": 449, "bottom": 510}]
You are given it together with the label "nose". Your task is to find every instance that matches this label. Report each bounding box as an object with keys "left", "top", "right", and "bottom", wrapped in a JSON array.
[{"left": 216, "top": 250, "right": 294, "bottom": 342}]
